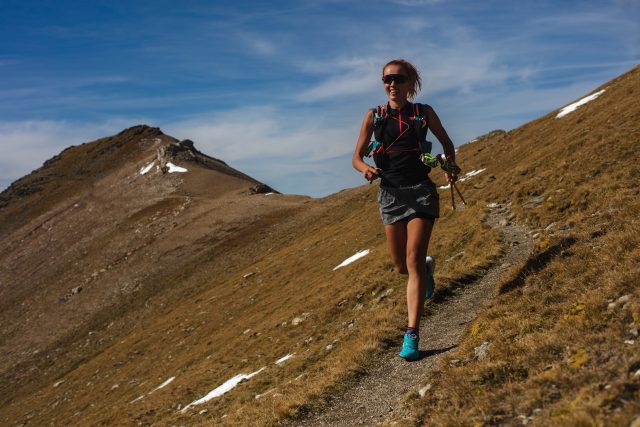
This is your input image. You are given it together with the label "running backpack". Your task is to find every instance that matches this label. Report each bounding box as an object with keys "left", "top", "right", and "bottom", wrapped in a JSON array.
[{"left": 366, "top": 103, "right": 432, "bottom": 169}]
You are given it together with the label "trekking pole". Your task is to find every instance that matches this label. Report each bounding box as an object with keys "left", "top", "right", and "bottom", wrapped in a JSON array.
[
  {"left": 452, "top": 181, "right": 467, "bottom": 205},
  {"left": 438, "top": 154, "right": 466, "bottom": 210},
  {"left": 449, "top": 181, "right": 456, "bottom": 209},
  {"left": 424, "top": 153, "right": 467, "bottom": 210}
]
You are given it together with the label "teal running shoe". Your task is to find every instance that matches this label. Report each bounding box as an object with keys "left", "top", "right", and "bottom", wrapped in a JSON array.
[
  {"left": 425, "top": 256, "right": 436, "bottom": 300},
  {"left": 399, "top": 333, "right": 420, "bottom": 361}
]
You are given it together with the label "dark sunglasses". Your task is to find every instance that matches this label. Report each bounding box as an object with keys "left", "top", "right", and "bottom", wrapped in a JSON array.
[{"left": 382, "top": 74, "right": 409, "bottom": 84}]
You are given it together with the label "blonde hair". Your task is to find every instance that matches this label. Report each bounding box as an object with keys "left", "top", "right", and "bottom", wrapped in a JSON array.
[{"left": 382, "top": 59, "right": 422, "bottom": 100}]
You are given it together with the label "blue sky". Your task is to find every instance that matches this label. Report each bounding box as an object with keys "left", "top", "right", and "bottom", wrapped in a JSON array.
[{"left": 1, "top": 0, "right": 638, "bottom": 197}]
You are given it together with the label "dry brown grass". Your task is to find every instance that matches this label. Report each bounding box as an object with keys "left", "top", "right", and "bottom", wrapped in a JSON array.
[
  {"left": 0, "top": 176, "right": 502, "bottom": 426},
  {"left": 401, "top": 65, "right": 640, "bottom": 426}
]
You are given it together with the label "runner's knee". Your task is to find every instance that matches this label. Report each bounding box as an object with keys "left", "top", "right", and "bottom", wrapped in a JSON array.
[{"left": 405, "top": 252, "right": 424, "bottom": 272}]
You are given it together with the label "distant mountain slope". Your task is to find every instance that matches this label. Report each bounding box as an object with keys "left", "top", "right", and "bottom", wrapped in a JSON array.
[
  {"left": 0, "top": 125, "right": 272, "bottom": 235},
  {"left": 0, "top": 125, "right": 292, "bottom": 415}
]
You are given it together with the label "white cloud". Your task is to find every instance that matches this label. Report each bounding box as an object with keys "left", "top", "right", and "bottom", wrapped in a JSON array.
[
  {"left": 163, "top": 106, "right": 357, "bottom": 163},
  {"left": 235, "top": 152, "right": 363, "bottom": 197},
  {"left": 237, "top": 31, "right": 278, "bottom": 55},
  {"left": 297, "top": 69, "right": 380, "bottom": 102},
  {"left": 294, "top": 25, "right": 527, "bottom": 103},
  {"left": 0, "top": 121, "right": 75, "bottom": 179},
  {"left": 396, "top": 17, "right": 434, "bottom": 32},
  {"left": 295, "top": 56, "right": 383, "bottom": 101}
]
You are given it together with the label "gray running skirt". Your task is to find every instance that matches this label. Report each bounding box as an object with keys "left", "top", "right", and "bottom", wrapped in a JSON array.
[{"left": 378, "top": 180, "right": 440, "bottom": 225}]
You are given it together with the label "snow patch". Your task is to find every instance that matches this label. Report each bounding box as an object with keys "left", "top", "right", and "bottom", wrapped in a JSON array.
[
  {"left": 167, "top": 162, "right": 188, "bottom": 173},
  {"left": 140, "top": 161, "right": 155, "bottom": 175},
  {"left": 462, "top": 169, "right": 486, "bottom": 180},
  {"left": 128, "top": 376, "right": 176, "bottom": 404},
  {"left": 129, "top": 395, "right": 145, "bottom": 404},
  {"left": 180, "top": 368, "right": 265, "bottom": 412},
  {"left": 438, "top": 168, "right": 486, "bottom": 189},
  {"left": 333, "top": 249, "right": 370, "bottom": 271},
  {"left": 556, "top": 89, "right": 605, "bottom": 118},
  {"left": 275, "top": 354, "right": 295, "bottom": 365},
  {"left": 150, "top": 376, "right": 175, "bottom": 393}
]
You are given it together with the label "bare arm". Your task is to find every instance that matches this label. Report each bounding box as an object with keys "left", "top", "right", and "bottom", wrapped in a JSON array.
[
  {"left": 427, "top": 105, "right": 459, "bottom": 181},
  {"left": 352, "top": 110, "right": 381, "bottom": 182}
]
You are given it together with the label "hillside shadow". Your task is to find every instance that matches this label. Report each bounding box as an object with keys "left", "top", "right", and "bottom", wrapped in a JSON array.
[
  {"left": 429, "top": 270, "right": 487, "bottom": 305},
  {"left": 498, "top": 236, "right": 577, "bottom": 294},
  {"left": 418, "top": 345, "right": 457, "bottom": 360}
]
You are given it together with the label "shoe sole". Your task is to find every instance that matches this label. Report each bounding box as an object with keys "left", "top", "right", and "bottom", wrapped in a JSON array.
[{"left": 399, "top": 351, "right": 420, "bottom": 361}]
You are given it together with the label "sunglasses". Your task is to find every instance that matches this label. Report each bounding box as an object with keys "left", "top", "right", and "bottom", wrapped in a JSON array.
[{"left": 382, "top": 74, "right": 409, "bottom": 84}]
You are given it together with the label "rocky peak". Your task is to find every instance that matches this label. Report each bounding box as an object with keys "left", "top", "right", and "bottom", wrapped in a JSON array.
[{"left": 116, "top": 124, "right": 164, "bottom": 139}]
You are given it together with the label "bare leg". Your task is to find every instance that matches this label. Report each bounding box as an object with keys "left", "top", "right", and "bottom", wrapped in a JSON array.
[
  {"left": 405, "top": 218, "right": 433, "bottom": 331},
  {"left": 384, "top": 222, "right": 408, "bottom": 275},
  {"left": 384, "top": 218, "right": 434, "bottom": 332}
]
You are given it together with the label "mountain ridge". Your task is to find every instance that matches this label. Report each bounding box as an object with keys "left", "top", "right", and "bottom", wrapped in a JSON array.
[{"left": 0, "top": 124, "right": 276, "bottom": 236}]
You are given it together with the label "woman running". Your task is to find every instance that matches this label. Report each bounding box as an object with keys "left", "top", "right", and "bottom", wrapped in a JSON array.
[{"left": 352, "top": 59, "right": 459, "bottom": 361}]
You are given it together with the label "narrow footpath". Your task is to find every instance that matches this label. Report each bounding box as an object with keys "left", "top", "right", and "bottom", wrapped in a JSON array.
[{"left": 283, "top": 204, "right": 534, "bottom": 426}]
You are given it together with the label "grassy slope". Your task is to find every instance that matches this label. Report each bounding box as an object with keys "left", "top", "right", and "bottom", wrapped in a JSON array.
[
  {"left": 404, "top": 66, "right": 640, "bottom": 426},
  {"left": 0, "top": 176, "right": 501, "bottom": 425},
  {"left": 2, "top": 66, "right": 636, "bottom": 426}
]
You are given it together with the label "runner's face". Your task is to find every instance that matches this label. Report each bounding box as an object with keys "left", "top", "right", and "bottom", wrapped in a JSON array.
[{"left": 383, "top": 64, "right": 410, "bottom": 104}]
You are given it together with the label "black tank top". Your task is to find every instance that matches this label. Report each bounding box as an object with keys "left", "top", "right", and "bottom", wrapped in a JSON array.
[{"left": 375, "top": 103, "right": 431, "bottom": 188}]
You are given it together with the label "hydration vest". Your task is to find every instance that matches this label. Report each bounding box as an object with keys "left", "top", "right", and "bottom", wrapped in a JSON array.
[{"left": 367, "top": 102, "right": 432, "bottom": 169}]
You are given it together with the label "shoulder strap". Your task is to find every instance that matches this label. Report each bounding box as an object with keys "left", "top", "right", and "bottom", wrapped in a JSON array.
[
  {"left": 366, "top": 105, "right": 389, "bottom": 161},
  {"left": 372, "top": 104, "right": 389, "bottom": 146},
  {"left": 371, "top": 105, "right": 388, "bottom": 127},
  {"left": 412, "top": 103, "right": 432, "bottom": 154},
  {"left": 412, "top": 103, "right": 428, "bottom": 141}
]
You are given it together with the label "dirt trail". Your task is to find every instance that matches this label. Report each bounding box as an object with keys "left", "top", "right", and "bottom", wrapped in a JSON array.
[{"left": 283, "top": 204, "right": 534, "bottom": 426}]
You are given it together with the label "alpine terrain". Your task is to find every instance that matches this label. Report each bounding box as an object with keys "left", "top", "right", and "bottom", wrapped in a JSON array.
[{"left": 1, "top": 65, "right": 639, "bottom": 426}]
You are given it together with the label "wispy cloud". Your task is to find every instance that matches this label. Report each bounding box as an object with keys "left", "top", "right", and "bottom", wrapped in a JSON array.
[
  {"left": 236, "top": 31, "right": 279, "bottom": 55},
  {"left": 0, "top": 121, "right": 80, "bottom": 183},
  {"left": 163, "top": 106, "right": 357, "bottom": 163},
  {"left": 395, "top": 17, "right": 434, "bottom": 32},
  {"left": 297, "top": 68, "right": 380, "bottom": 102},
  {"left": 296, "top": 29, "right": 519, "bottom": 102}
]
